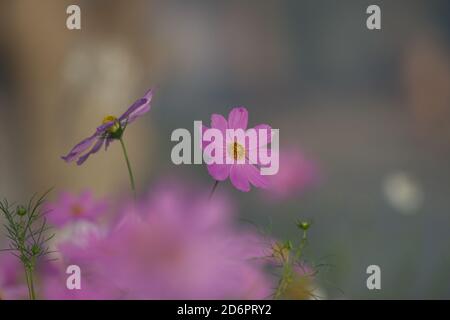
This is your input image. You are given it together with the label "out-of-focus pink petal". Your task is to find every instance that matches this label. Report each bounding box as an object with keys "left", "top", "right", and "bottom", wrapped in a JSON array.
[
  {"left": 230, "top": 165, "right": 251, "bottom": 192},
  {"left": 207, "top": 163, "right": 231, "bottom": 181},
  {"left": 245, "top": 164, "right": 271, "bottom": 189},
  {"left": 45, "top": 190, "right": 107, "bottom": 227},
  {"left": 265, "top": 148, "right": 319, "bottom": 200},
  {"left": 228, "top": 107, "right": 248, "bottom": 129}
]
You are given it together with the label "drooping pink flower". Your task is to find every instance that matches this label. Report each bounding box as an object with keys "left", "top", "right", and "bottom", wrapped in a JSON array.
[
  {"left": 0, "top": 254, "right": 28, "bottom": 300},
  {"left": 42, "top": 182, "right": 273, "bottom": 299},
  {"left": 202, "top": 107, "right": 272, "bottom": 192},
  {"left": 266, "top": 147, "right": 319, "bottom": 200},
  {"left": 61, "top": 89, "right": 153, "bottom": 165},
  {"left": 45, "top": 190, "right": 107, "bottom": 227}
]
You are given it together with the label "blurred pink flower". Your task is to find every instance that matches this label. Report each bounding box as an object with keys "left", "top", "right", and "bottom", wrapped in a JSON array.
[
  {"left": 0, "top": 254, "right": 27, "bottom": 300},
  {"left": 202, "top": 107, "right": 272, "bottom": 192},
  {"left": 266, "top": 147, "right": 319, "bottom": 200},
  {"left": 42, "top": 183, "right": 273, "bottom": 299},
  {"left": 45, "top": 191, "right": 107, "bottom": 227}
]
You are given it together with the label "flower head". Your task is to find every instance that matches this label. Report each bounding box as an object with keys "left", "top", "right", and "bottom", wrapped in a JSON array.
[
  {"left": 202, "top": 107, "right": 272, "bottom": 192},
  {"left": 45, "top": 190, "right": 107, "bottom": 227},
  {"left": 61, "top": 89, "right": 153, "bottom": 165}
]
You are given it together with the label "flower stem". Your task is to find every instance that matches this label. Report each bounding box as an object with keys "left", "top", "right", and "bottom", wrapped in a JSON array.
[
  {"left": 208, "top": 180, "right": 219, "bottom": 201},
  {"left": 119, "top": 137, "right": 136, "bottom": 199},
  {"left": 24, "top": 265, "right": 32, "bottom": 299},
  {"left": 23, "top": 262, "right": 36, "bottom": 300},
  {"left": 27, "top": 267, "right": 36, "bottom": 300}
]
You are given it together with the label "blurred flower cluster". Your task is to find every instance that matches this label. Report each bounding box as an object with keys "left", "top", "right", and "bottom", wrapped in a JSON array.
[{"left": 39, "top": 181, "right": 275, "bottom": 299}]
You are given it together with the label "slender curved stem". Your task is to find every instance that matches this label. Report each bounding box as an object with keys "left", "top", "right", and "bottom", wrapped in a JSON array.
[
  {"left": 208, "top": 180, "right": 219, "bottom": 201},
  {"left": 119, "top": 137, "right": 136, "bottom": 199}
]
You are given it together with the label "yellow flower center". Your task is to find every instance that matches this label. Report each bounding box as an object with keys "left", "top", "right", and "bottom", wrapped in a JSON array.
[
  {"left": 71, "top": 204, "right": 84, "bottom": 217},
  {"left": 228, "top": 142, "right": 246, "bottom": 161},
  {"left": 102, "top": 115, "right": 120, "bottom": 133}
]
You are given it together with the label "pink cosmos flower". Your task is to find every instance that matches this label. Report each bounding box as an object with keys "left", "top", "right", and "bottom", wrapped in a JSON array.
[
  {"left": 0, "top": 254, "right": 28, "bottom": 300},
  {"left": 45, "top": 190, "right": 107, "bottom": 227},
  {"left": 42, "top": 182, "right": 273, "bottom": 299},
  {"left": 202, "top": 107, "right": 272, "bottom": 192},
  {"left": 266, "top": 147, "right": 319, "bottom": 200},
  {"left": 61, "top": 89, "right": 153, "bottom": 165}
]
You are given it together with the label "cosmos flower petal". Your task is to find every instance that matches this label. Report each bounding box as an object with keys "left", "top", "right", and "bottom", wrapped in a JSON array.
[
  {"left": 76, "top": 139, "right": 105, "bottom": 165},
  {"left": 228, "top": 107, "right": 248, "bottom": 130},
  {"left": 207, "top": 163, "right": 231, "bottom": 181},
  {"left": 104, "top": 138, "right": 113, "bottom": 151},
  {"left": 119, "top": 89, "right": 154, "bottom": 124},
  {"left": 61, "top": 133, "right": 98, "bottom": 162},
  {"left": 96, "top": 120, "right": 116, "bottom": 133},
  {"left": 230, "top": 165, "right": 251, "bottom": 192},
  {"left": 45, "top": 190, "right": 107, "bottom": 227},
  {"left": 211, "top": 114, "right": 228, "bottom": 133},
  {"left": 201, "top": 125, "right": 210, "bottom": 149},
  {"left": 245, "top": 164, "right": 271, "bottom": 189}
]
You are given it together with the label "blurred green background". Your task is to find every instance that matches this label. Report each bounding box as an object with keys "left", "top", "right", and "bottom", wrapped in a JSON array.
[{"left": 0, "top": 0, "right": 449, "bottom": 299}]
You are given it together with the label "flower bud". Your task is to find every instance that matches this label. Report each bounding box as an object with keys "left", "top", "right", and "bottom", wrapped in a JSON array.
[
  {"left": 16, "top": 205, "right": 27, "bottom": 216},
  {"left": 31, "top": 244, "right": 41, "bottom": 255},
  {"left": 297, "top": 220, "right": 310, "bottom": 231}
]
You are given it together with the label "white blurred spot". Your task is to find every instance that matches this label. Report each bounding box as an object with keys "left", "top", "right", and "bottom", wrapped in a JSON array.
[
  {"left": 54, "top": 221, "right": 104, "bottom": 247},
  {"left": 383, "top": 171, "right": 424, "bottom": 214}
]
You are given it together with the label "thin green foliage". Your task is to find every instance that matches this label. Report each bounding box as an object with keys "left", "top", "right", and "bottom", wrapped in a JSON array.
[{"left": 0, "top": 189, "right": 55, "bottom": 300}]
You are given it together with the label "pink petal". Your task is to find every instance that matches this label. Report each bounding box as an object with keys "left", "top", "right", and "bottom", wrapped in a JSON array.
[
  {"left": 119, "top": 89, "right": 154, "bottom": 124},
  {"left": 207, "top": 163, "right": 231, "bottom": 181},
  {"left": 245, "top": 164, "right": 271, "bottom": 189},
  {"left": 211, "top": 114, "right": 228, "bottom": 133},
  {"left": 230, "top": 165, "right": 251, "bottom": 192},
  {"left": 201, "top": 125, "right": 210, "bottom": 149},
  {"left": 228, "top": 107, "right": 248, "bottom": 130},
  {"left": 104, "top": 138, "right": 113, "bottom": 151},
  {"left": 61, "top": 133, "right": 98, "bottom": 162},
  {"left": 76, "top": 139, "right": 105, "bottom": 165}
]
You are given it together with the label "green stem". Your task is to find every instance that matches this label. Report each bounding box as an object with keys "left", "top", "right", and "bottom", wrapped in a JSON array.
[
  {"left": 119, "top": 137, "right": 136, "bottom": 199},
  {"left": 295, "top": 231, "right": 308, "bottom": 261},
  {"left": 24, "top": 264, "right": 32, "bottom": 299},
  {"left": 28, "top": 267, "right": 36, "bottom": 300},
  {"left": 208, "top": 180, "right": 219, "bottom": 201}
]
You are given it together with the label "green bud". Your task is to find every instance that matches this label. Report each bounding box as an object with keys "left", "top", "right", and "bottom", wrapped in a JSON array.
[
  {"left": 31, "top": 244, "right": 41, "bottom": 255},
  {"left": 16, "top": 205, "right": 27, "bottom": 216},
  {"left": 297, "top": 220, "right": 310, "bottom": 231}
]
